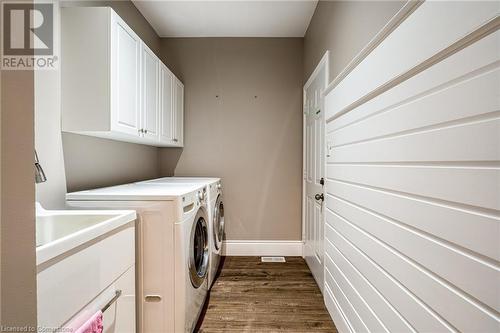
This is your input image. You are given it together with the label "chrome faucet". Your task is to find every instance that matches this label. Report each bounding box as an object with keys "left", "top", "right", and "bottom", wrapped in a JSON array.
[{"left": 35, "top": 150, "right": 47, "bottom": 183}]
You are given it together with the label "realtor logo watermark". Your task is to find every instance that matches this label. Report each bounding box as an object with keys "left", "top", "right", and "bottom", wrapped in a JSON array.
[{"left": 1, "top": 2, "right": 57, "bottom": 69}]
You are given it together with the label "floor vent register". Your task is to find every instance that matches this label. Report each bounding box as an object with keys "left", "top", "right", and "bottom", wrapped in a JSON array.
[{"left": 261, "top": 256, "right": 286, "bottom": 263}]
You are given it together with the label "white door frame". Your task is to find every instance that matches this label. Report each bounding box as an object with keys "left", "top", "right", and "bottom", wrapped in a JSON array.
[{"left": 302, "top": 51, "right": 329, "bottom": 249}]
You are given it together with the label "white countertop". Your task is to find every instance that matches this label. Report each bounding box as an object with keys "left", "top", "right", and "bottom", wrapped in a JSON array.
[
  {"left": 66, "top": 182, "right": 204, "bottom": 201},
  {"left": 138, "top": 176, "right": 220, "bottom": 185}
]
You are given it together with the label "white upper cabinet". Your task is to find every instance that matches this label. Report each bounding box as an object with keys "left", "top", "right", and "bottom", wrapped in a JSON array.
[
  {"left": 141, "top": 44, "right": 160, "bottom": 142},
  {"left": 159, "top": 64, "right": 183, "bottom": 147},
  {"left": 173, "top": 78, "right": 184, "bottom": 146},
  {"left": 159, "top": 64, "right": 174, "bottom": 144},
  {"left": 61, "top": 7, "right": 183, "bottom": 147},
  {"left": 111, "top": 14, "right": 141, "bottom": 137}
]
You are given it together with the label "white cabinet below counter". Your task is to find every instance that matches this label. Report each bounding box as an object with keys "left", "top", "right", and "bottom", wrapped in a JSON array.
[
  {"left": 35, "top": 206, "right": 136, "bottom": 332},
  {"left": 61, "top": 7, "right": 183, "bottom": 147}
]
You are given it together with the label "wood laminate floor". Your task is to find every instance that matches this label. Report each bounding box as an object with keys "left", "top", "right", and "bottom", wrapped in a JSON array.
[{"left": 196, "top": 256, "right": 337, "bottom": 332}]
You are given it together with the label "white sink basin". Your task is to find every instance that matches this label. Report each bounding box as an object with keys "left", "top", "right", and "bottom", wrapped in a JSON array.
[
  {"left": 36, "top": 203, "right": 136, "bottom": 265},
  {"left": 37, "top": 213, "right": 121, "bottom": 246}
]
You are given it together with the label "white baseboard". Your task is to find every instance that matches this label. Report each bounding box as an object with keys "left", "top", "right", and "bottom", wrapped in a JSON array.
[{"left": 222, "top": 240, "right": 303, "bottom": 256}]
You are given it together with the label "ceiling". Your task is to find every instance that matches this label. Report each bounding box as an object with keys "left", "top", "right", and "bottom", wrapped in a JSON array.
[{"left": 132, "top": 1, "right": 318, "bottom": 37}]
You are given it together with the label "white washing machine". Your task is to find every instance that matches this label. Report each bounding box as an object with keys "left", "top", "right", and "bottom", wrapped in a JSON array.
[
  {"left": 139, "top": 177, "right": 224, "bottom": 288},
  {"left": 66, "top": 183, "right": 210, "bottom": 333}
]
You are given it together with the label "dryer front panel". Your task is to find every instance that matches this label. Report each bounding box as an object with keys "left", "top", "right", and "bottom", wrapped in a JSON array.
[{"left": 213, "top": 195, "right": 224, "bottom": 251}]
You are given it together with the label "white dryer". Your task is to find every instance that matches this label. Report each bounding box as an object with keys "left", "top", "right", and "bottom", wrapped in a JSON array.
[
  {"left": 66, "top": 183, "right": 210, "bottom": 333},
  {"left": 139, "top": 177, "right": 224, "bottom": 288}
]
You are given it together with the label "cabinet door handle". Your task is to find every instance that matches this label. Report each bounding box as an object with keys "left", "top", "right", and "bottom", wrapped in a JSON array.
[
  {"left": 145, "top": 295, "right": 162, "bottom": 302},
  {"left": 144, "top": 129, "right": 148, "bottom": 134},
  {"left": 173, "top": 138, "right": 178, "bottom": 142}
]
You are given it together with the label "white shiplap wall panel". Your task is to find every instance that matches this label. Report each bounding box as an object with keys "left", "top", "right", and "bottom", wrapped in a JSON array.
[
  {"left": 328, "top": 65, "right": 500, "bottom": 148},
  {"left": 329, "top": 117, "right": 500, "bottom": 163},
  {"left": 324, "top": 1, "right": 499, "bottom": 121},
  {"left": 324, "top": 254, "right": 388, "bottom": 332},
  {"left": 327, "top": 165, "right": 500, "bottom": 211},
  {"left": 324, "top": 284, "right": 353, "bottom": 333},
  {"left": 326, "top": 30, "right": 500, "bottom": 134},
  {"left": 324, "top": 240, "right": 414, "bottom": 333},
  {"left": 326, "top": 213, "right": 498, "bottom": 332},
  {"left": 326, "top": 195, "right": 499, "bottom": 310},
  {"left": 326, "top": 180, "right": 499, "bottom": 261},
  {"left": 323, "top": 2, "right": 500, "bottom": 332},
  {"left": 325, "top": 224, "right": 453, "bottom": 332},
  {"left": 325, "top": 266, "right": 370, "bottom": 332}
]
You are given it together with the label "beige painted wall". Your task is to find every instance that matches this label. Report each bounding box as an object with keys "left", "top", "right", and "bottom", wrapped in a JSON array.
[
  {"left": 0, "top": 47, "right": 2, "bottom": 327},
  {"left": 60, "top": 0, "right": 160, "bottom": 56},
  {"left": 1, "top": 61, "right": 37, "bottom": 328},
  {"left": 304, "top": 0, "right": 405, "bottom": 82},
  {"left": 36, "top": 0, "right": 161, "bottom": 208},
  {"left": 63, "top": 134, "right": 160, "bottom": 192},
  {"left": 159, "top": 38, "right": 304, "bottom": 240}
]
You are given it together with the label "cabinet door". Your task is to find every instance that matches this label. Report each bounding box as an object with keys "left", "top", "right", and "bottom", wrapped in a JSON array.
[
  {"left": 111, "top": 13, "right": 141, "bottom": 137},
  {"left": 141, "top": 44, "right": 160, "bottom": 141},
  {"left": 159, "top": 64, "right": 174, "bottom": 144},
  {"left": 173, "top": 78, "right": 184, "bottom": 146},
  {"left": 103, "top": 266, "right": 136, "bottom": 333}
]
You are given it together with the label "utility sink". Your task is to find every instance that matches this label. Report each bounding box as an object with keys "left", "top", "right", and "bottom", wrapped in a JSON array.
[
  {"left": 37, "top": 212, "right": 121, "bottom": 246},
  {"left": 36, "top": 203, "right": 137, "bottom": 331},
  {"left": 36, "top": 203, "right": 136, "bottom": 265}
]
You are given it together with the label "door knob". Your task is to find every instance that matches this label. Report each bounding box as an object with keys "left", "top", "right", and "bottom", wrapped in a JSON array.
[{"left": 315, "top": 193, "right": 324, "bottom": 201}]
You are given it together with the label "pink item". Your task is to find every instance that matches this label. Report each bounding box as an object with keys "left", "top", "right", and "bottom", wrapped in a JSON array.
[{"left": 74, "top": 310, "right": 103, "bottom": 333}]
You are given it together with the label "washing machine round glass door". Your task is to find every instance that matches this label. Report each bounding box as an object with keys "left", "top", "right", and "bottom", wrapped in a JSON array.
[
  {"left": 189, "top": 209, "right": 209, "bottom": 288},
  {"left": 213, "top": 195, "right": 224, "bottom": 251}
]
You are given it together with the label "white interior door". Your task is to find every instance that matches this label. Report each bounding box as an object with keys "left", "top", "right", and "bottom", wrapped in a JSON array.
[
  {"left": 141, "top": 44, "right": 159, "bottom": 141},
  {"left": 303, "top": 53, "right": 329, "bottom": 291}
]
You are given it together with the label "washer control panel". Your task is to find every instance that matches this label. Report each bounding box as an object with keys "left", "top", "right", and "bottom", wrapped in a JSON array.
[
  {"left": 197, "top": 187, "right": 207, "bottom": 203},
  {"left": 207, "top": 180, "right": 223, "bottom": 199}
]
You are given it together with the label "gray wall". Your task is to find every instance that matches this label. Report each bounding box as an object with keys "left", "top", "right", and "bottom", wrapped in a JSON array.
[
  {"left": 304, "top": 0, "right": 405, "bottom": 82},
  {"left": 36, "top": 0, "right": 162, "bottom": 208},
  {"left": 159, "top": 38, "right": 304, "bottom": 240}
]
